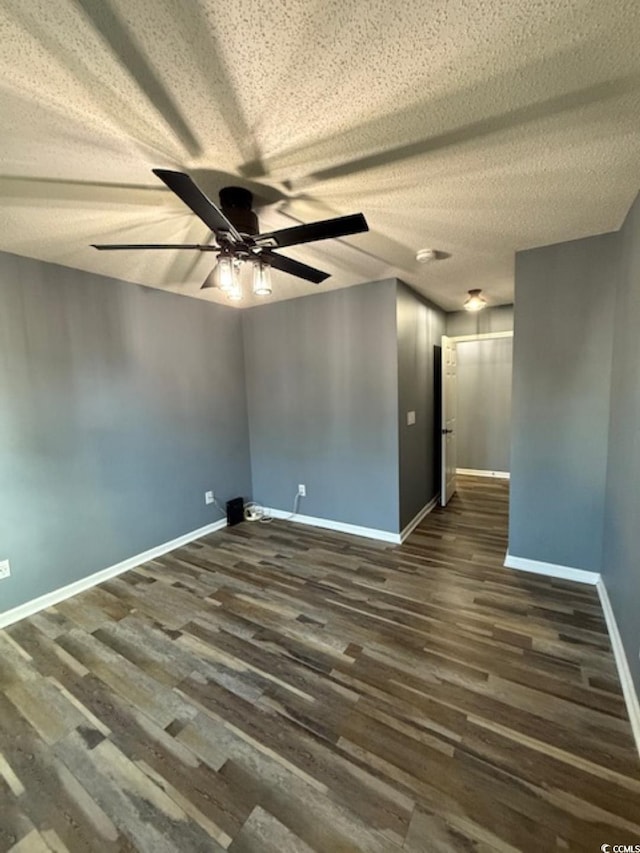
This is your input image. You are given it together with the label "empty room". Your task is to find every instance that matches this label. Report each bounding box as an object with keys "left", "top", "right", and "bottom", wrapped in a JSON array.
[{"left": 1, "top": 1, "right": 639, "bottom": 851}]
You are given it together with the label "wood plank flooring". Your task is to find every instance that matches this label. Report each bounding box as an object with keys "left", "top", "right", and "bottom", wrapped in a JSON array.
[{"left": 1, "top": 476, "right": 639, "bottom": 852}]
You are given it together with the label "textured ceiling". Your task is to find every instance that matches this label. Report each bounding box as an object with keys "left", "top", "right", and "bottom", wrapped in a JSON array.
[{"left": 1, "top": 0, "right": 640, "bottom": 310}]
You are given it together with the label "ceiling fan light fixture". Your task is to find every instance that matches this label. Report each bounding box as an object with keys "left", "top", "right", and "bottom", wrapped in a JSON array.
[
  {"left": 252, "top": 260, "right": 272, "bottom": 296},
  {"left": 216, "top": 253, "right": 240, "bottom": 292},
  {"left": 227, "top": 281, "right": 244, "bottom": 301},
  {"left": 463, "top": 289, "right": 487, "bottom": 312},
  {"left": 92, "top": 171, "right": 368, "bottom": 292}
]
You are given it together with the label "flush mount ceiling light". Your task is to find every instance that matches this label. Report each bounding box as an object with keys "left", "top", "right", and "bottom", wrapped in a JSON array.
[
  {"left": 463, "top": 289, "right": 488, "bottom": 311},
  {"left": 92, "top": 169, "right": 369, "bottom": 302}
]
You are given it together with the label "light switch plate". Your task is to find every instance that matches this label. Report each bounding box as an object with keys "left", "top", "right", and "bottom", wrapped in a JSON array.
[{"left": 407, "top": 411, "right": 416, "bottom": 426}]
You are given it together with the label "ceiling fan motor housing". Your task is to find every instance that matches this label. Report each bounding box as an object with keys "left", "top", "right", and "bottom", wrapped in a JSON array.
[{"left": 219, "top": 186, "right": 259, "bottom": 236}]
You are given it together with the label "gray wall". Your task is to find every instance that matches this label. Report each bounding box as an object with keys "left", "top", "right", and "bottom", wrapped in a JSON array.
[
  {"left": 446, "top": 304, "right": 514, "bottom": 336},
  {"left": 396, "top": 283, "right": 445, "bottom": 529},
  {"left": 242, "top": 280, "right": 400, "bottom": 532},
  {"left": 602, "top": 192, "right": 640, "bottom": 694},
  {"left": 510, "top": 234, "right": 617, "bottom": 571},
  {"left": 0, "top": 251, "right": 251, "bottom": 612},
  {"left": 456, "top": 337, "right": 512, "bottom": 472}
]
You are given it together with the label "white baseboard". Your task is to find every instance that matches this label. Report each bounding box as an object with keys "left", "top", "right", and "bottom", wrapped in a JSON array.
[
  {"left": 596, "top": 578, "right": 640, "bottom": 759},
  {"left": 503, "top": 554, "right": 639, "bottom": 757},
  {"left": 400, "top": 495, "right": 439, "bottom": 542},
  {"left": 267, "top": 496, "right": 439, "bottom": 545},
  {"left": 267, "top": 508, "right": 401, "bottom": 544},
  {"left": 0, "top": 519, "right": 227, "bottom": 630},
  {"left": 457, "top": 468, "right": 510, "bottom": 479},
  {"left": 504, "top": 552, "right": 600, "bottom": 585}
]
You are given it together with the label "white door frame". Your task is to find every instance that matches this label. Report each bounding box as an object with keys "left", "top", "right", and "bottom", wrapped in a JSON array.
[
  {"left": 441, "top": 335, "right": 457, "bottom": 506},
  {"left": 447, "top": 329, "right": 514, "bottom": 481},
  {"left": 448, "top": 330, "right": 513, "bottom": 343}
]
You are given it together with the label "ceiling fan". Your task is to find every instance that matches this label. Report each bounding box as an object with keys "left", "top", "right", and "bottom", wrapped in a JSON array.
[{"left": 92, "top": 169, "right": 369, "bottom": 300}]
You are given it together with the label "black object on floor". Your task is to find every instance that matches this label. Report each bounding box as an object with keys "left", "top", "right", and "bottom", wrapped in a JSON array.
[{"left": 226, "top": 497, "right": 245, "bottom": 526}]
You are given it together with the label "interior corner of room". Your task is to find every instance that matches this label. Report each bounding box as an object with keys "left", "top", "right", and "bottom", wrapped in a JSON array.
[
  {"left": 2, "top": 202, "right": 640, "bottom": 756},
  {"left": 4, "top": 206, "right": 640, "bottom": 746}
]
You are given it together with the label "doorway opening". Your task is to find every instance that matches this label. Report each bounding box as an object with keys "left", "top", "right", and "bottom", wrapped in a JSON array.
[{"left": 438, "top": 331, "right": 513, "bottom": 507}]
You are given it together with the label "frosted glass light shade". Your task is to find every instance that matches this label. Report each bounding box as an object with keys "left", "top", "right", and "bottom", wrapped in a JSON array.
[{"left": 463, "top": 289, "right": 487, "bottom": 311}]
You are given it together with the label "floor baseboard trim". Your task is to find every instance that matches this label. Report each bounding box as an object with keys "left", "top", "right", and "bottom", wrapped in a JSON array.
[
  {"left": 267, "top": 509, "right": 401, "bottom": 544},
  {"left": 504, "top": 552, "right": 639, "bottom": 753},
  {"left": 504, "top": 552, "right": 600, "bottom": 585},
  {"left": 597, "top": 578, "right": 640, "bottom": 759},
  {"left": 0, "top": 518, "right": 227, "bottom": 630},
  {"left": 400, "top": 495, "right": 439, "bottom": 542},
  {"left": 457, "top": 468, "right": 510, "bottom": 479}
]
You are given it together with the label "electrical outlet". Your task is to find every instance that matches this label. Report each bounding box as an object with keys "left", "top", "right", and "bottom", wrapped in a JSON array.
[
  {"left": 0, "top": 559, "right": 11, "bottom": 580},
  {"left": 298, "top": 484, "right": 306, "bottom": 497},
  {"left": 205, "top": 491, "right": 214, "bottom": 505}
]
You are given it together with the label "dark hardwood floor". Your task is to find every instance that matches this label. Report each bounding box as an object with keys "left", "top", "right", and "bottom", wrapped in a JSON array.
[{"left": 1, "top": 476, "right": 639, "bottom": 852}]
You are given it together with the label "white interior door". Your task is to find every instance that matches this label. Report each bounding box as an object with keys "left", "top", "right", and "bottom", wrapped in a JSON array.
[{"left": 441, "top": 335, "right": 458, "bottom": 506}]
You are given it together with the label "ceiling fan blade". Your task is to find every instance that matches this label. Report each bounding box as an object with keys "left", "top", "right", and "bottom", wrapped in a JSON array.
[
  {"left": 255, "top": 213, "right": 368, "bottom": 249},
  {"left": 152, "top": 169, "right": 243, "bottom": 243},
  {"left": 92, "top": 243, "right": 209, "bottom": 250},
  {"left": 262, "top": 250, "right": 329, "bottom": 284}
]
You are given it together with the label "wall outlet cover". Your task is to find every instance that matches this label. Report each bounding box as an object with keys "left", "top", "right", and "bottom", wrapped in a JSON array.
[
  {"left": 407, "top": 411, "right": 416, "bottom": 426},
  {"left": 205, "top": 491, "right": 214, "bottom": 505},
  {"left": 298, "top": 484, "right": 306, "bottom": 497},
  {"left": 0, "top": 559, "right": 11, "bottom": 579}
]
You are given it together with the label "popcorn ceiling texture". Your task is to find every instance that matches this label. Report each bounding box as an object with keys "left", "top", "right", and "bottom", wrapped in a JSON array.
[{"left": 1, "top": 0, "right": 639, "bottom": 308}]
